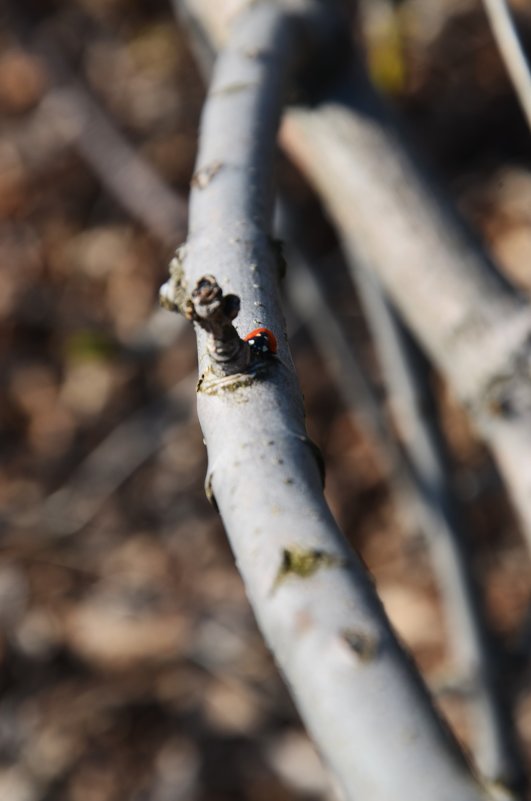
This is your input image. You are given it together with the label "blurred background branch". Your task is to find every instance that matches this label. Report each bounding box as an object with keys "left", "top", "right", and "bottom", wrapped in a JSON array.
[
  {"left": 482, "top": 0, "right": 531, "bottom": 131},
  {"left": 280, "top": 202, "right": 524, "bottom": 789}
]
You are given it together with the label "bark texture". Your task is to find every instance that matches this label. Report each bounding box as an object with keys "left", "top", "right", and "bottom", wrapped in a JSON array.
[{"left": 165, "top": 2, "right": 515, "bottom": 799}]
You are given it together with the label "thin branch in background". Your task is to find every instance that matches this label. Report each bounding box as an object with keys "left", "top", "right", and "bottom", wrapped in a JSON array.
[
  {"left": 164, "top": 1, "right": 507, "bottom": 798},
  {"left": 1, "top": 79, "right": 192, "bottom": 542},
  {"left": 280, "top": 204, "right": 524, "bottom": 790},
  {"left": 43, "top": 84, "right": 187, "bottom": 247},
  {"left": 9, "top": 374, "right": 196, "bottom": 541},
  {"left": 279, "top": 64, "right": 531, "bottom": 557},
  {"left": 6, "top": 2, "right": 188, "bottom": 247},
  {"left": 278, "top": 222, "right": 413, "bottom": 512},
  {"left": 0, "top": 8, "right": 200, "bottom": 547},
  {"left": 348, "top": 261, "right": 524, "bottom": 789},
  {"left": 6, "top": 69, "right": 188, "bottom": 351},
  {"left": 482, "top": 0, "right": 531, "bottom": 132},
  {"left": 125, "top": 307, "right": 188, "bottom": 354}
]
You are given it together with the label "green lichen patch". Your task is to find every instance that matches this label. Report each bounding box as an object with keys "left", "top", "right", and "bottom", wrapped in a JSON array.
[
  {"left": 210, "top": 82, "right": 258, "bottom": 97},
  {"left": 65, "top": 330, "right": 116, "bottom": 362},
  {"left": 341, "top": 628, "right": 379, "bottom": 663},
  {"left": 197, "top": 358, "right": 273, "bottom": 396},
  {"left": 273, "top": 546, "right": 345, "bottom": 591},
  {"left": 197, "top": 372, "right": 254, "bottom": 397},
  {"left": 197, "top": 368, "right": 254, "bottom": 397}
]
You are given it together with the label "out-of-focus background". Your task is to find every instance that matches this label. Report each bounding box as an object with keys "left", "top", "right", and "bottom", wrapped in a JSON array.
[{"left": 1, "top": 0, "right": 531, "bottom": 799}]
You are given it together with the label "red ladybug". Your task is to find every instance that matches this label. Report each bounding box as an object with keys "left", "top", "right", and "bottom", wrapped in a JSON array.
[{"left": 243, "top": 327, "right": 278, "bottom": 357}]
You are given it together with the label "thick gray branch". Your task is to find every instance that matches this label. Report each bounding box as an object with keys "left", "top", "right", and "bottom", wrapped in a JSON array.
[
  {"left": 280, "top": 68, "right": 531, "bottom": 552},
  {"left": 166, "top": 2, "right": 509, "bottom": 799}
]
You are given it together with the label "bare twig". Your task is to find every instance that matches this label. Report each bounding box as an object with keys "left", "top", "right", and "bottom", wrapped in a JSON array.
[
  {"left": 33, "top": 83, "right": 186, "bottom": 246},
  {"left": 9, "top": 374, "right": 196, "bottom": 540},
  {"left": 1, "top": 10, "right": 197, "bottom": 541},
  {"left": 482, "top": 0, "right": 531, "bottom": 132},
  {"left": 278, "top": 64, "right": 531, "bottom": 556},
  {"left": 6, "top": 1, "right": 187, "bottom": 247},
  {"left": 277, "top": 214, "right": 412, "bottom": 504},
  {"left": 163, "top": 2, "right": 509, "bottom": 799},
  {"left": 351, "top": 263, "right": 523, "bottom": 789},
  {"left": 162, "top": 269, "right": 251, "bottom": 372},
  {"left": 280, "top": 205, "right": 524, "bottom": 789},
  {"left": 4, "top": 95, "right": 188, "bottom": 352}
]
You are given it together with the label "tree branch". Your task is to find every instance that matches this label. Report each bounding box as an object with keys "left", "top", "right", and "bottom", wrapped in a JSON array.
[
  {"left": 6, "top": 4, "right": 187, "bottom": 247},
  {"left": 280, "top": 204, "right": 524, "bottom": 790},
  {"left": 279, "top": 65, "right": 531, "bottom": 554},
  {"left": 23, "top": 81, "right": 186, "bottom": 247},
  {"left": 482, "top": 0, "right": 531, "bottom": 133},
  {"left": 39, "top": 374, "right": 196, "bottom": 539},
  {"left": 163, "top": 2, "right": 511, "bottom": 799},
  {"left": 347, "top": 261, "right": 523, "bottom": 789}
]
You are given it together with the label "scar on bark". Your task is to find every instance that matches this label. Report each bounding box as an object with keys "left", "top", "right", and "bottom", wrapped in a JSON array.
[
  {"left": 341, "top": 628, "right": 380, "bottom": 663},
  {"left": 161, "top": 271, "right": 251, "bottom": 375},
  {"left": 272, "top": 546, "right": 345, "bottom": 592},
  {"left": 191, "top": 161, "right": 223, "bottom": 189}
]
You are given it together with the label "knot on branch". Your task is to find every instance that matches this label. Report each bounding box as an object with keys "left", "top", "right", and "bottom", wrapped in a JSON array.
[
  {"left": 185, "top": 275, "right": 250, "bottom": 374},
  {"left": 159, "top": 246, "right": 187, "bottom": 314},
  {"left": 481, "top": 334, "right": 531, "bottom": 419}
]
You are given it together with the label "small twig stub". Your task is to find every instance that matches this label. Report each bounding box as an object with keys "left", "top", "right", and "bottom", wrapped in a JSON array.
[{"left": 185, "top": 274, "right": 251, "bottom": 373}]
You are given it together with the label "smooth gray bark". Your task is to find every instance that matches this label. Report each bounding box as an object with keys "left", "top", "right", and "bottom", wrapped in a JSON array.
[{"left": 166, "top": 2, "right": 513, "bottom": 799}]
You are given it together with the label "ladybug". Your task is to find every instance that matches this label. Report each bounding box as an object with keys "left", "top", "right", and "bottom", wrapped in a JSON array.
[{"left": 243, "top": 327, "right": 278, "bottom": 357}]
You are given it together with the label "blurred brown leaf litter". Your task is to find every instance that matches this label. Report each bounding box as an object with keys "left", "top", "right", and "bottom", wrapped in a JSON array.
[{"left": 1, "top": 0, "right": 531, "bottom": 799}]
